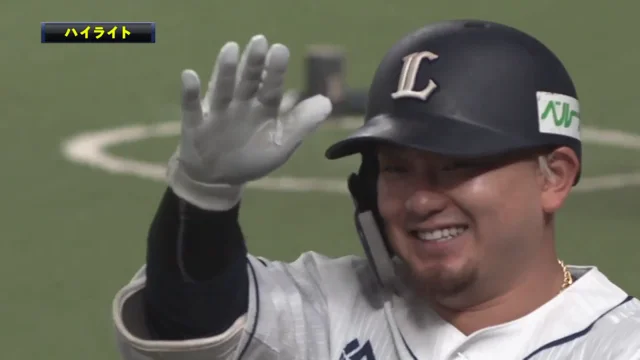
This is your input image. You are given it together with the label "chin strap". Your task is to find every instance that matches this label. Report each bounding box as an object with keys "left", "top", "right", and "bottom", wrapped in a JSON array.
[{"left": 348, "top": 173, "right": 397, "bottom": 289}]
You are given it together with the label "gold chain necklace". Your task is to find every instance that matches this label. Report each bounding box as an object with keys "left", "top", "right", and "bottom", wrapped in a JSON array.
[{"left": 558, "top": 259, "right": 573, "bottom": 291}]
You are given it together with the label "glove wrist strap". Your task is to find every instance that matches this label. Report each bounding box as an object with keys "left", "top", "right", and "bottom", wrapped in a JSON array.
[{"left": 167, "top": 155, "right": 244, "bottom": 211}]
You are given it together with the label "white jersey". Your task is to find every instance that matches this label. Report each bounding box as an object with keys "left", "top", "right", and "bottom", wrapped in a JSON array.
[{"left": 113, "top": 252, "right": 640, "bottom": 360}]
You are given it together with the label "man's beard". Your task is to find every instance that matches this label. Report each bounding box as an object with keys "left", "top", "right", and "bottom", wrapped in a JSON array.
[{"left": 410, "top": 261, "right": 479, "bottom": 298}]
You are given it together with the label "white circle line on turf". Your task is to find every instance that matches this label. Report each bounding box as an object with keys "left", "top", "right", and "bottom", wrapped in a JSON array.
[{"left": 60, "top": 117, "right": 640, "bottom": 194}]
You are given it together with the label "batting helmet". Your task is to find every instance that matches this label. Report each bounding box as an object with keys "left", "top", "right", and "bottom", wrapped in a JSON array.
[{"left": 324, "top": 19, "right": 582, "bottom": 288}]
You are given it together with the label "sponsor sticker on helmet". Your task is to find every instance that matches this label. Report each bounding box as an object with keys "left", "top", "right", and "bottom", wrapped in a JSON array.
[{"left": 537, "top": 91, "right": 580, "bottom": 140}]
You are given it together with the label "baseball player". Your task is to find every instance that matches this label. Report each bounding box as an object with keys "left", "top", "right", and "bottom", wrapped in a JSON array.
[{"left": 112, "top": 20, "right": 640, "bottom": 359}]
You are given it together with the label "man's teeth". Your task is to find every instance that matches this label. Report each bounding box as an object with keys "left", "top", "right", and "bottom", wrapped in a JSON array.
[{"left": 416, "top": 227, "right": 467, "bottom": 242}]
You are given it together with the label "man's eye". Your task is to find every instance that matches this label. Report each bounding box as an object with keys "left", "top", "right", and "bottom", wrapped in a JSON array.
[
  {"left": 441, "top": 163, "right": 464, "bottom": 171},
  {"left": 381, "top": 165, "right": 407, "bottom": 173},
  {"left": 441, "top": 162, "right": 476, "bottom": 171}
]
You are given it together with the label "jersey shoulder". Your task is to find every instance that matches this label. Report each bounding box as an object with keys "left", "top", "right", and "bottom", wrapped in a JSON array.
[
  {"left": 583, "top": 297, "right": 640, "bottom": 357},
  {"left": 254, "top": 251, "right": 374, "bottom": 287},
  {"left": 596, "top": 296, "right": 640, "bottom": 335},
  {"left": 253, "top": 251, "right": 381, "bottom": 303}
]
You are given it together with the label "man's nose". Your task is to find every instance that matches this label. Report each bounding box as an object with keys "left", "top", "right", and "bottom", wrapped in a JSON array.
[{"left": 404, "top": 187, "right": 449, "bottom": 217}]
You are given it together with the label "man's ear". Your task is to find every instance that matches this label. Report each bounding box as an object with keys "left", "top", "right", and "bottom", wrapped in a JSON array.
[{"left": 540, "top": 146, "right": 580, "bottom": 213}]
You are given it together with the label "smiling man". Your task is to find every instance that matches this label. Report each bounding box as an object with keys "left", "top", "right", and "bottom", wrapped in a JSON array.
[{"left": 112, "top": 19, "right": 640, "bottom": 360}]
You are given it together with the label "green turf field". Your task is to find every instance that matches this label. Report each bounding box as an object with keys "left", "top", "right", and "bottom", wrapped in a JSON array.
[{"left": 3, "top": 0, "right": 640, "bottom": 358}]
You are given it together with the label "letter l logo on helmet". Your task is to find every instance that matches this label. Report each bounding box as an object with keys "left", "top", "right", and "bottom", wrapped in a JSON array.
[{"left": 391, "top": 51, "right": 439, "bottom": 101}]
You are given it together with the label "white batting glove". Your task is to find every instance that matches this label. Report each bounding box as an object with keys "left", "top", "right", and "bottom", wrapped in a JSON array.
[{"left": 167, "top": 35, "right": 333, "bottom": 211}]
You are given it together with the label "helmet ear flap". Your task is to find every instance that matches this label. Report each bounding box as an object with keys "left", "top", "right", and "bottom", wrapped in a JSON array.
[
  {"left": 353, "top": 155, "right": 394, "bottom": 255},
  {"left": 347, "top": 160, "right": 375, "bottom": 211},
  {"left": 348, "top": 153, "right": 396, "bottom": 288}
]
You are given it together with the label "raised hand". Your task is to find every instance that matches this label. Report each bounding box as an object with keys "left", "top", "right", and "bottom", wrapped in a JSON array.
[{"left": 167, "top": 35, "right": 333, "bottom": 210}]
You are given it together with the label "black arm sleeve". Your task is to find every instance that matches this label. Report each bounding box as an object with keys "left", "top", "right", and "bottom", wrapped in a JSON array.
[{"left": 142, "top": 187, "right": 249, "bottom": 340}]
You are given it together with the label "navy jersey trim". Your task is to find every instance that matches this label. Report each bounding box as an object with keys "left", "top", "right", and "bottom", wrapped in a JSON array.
[
  {"left": 523, "top": 295, "right": 634, "bottom": 359},
  {"left": 238, "top": 258, "right": 260, "bottom": 359},
  {"left": 400, "top": 332, "right": 419, "bottom": 360}
]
